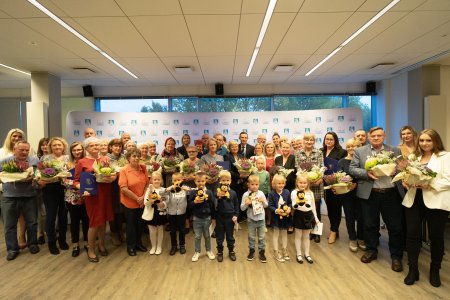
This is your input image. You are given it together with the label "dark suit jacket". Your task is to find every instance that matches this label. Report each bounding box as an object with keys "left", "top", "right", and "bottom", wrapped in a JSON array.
[
  {"left": 238, "top": 144, "right": 255, "bottom": 159},
  {"left": 275, "top": 155, "right": 296, "bottom": 191},
  {"left": 177, "top": 145, "right": 188, "bottom": 159},
  {"left": 224, "top": 153, "right": 245, "bottom": 198},
  {"left": 322, "top": 147, "right": 347, "bottom": 161}
]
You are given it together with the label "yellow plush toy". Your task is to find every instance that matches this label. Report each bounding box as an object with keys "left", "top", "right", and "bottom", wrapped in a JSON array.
[
  {"left": 216, "top": 184, "right": 230, "bottom": 199},
  {"left": 194, "top": 189, "right": 208, "bottom": 203},
  {"left": 150, "top": 191, "right": 161, "bottom": 207},
  {"left": 293, "top": 190, "right": 310, "bottom": 209},
  {"left": 278, "top": 203, "right": 290, "bottom": 219}
]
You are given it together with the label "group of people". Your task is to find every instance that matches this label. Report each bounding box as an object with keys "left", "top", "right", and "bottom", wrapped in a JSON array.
[{"left": 0, "top": 124, "right": 448, "bottom": 288}]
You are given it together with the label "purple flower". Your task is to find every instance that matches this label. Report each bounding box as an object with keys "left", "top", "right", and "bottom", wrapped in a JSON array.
[{"left": 43, "top": 167, "right": 57, "bottom": 177}]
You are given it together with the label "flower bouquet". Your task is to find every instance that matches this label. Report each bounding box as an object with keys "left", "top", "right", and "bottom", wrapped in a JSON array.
[
  {"left": 180, "top": 161, "right": 199, "bottom": 176},
  {"left": 234, "top": 159, "right": 257, "bottom": 176},
  {"left": 160, "top": 156, "right": 181, "bottom": 174},
  {"left": 200, "top": 163, "right": 223, "bottom": 183},
  {"left": 269, "top": 165, "right": 295, "bottom": 178},
  {"left": 364, "top": 151, "right": 397, "bottom": 177},
  {"left": 323, "top": 171, "right": 353, "bottom": 194},
  {"left": 297, "top": 164, "right": 326, "bottom": 183},
  {"left": 111, "top": 156, "right": 128, "bottom": 173},
  {"left": 144, "top": 160, "right": 161, "bottom": 177},
  {"left": 36, "top": 160, "right": 71, "bottom": 183},
  {"left": 0, "top": 160, "right": 34, "bottom": 183},
  {"left": 93, "top": 159, "right": 115, "bottom": 183},
  {"left": 391, "top": 155, "right": 437, "bottom": 186}
]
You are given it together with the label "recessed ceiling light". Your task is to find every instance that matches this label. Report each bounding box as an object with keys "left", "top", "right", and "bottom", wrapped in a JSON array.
[
  {"left": 174, "top": 66, "right": 193, "bottom": 74},
  {"left": 274, "top": 65, "right": 294, "bottom": 72}
]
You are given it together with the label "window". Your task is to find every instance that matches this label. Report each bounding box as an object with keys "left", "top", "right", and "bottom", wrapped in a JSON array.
[
  {"left": 199, "top": 97, "right": 271, "bottom": 112},
  {"left": 348, "top": 96, "right": 372, "bottom": 131},
  {"left": 171, "top": 97, "right": 198, "bottom": 112},
  {"left": 99, "top": 98, "right": 168, "bottom": 112},
  {"left": 273, "top": 95, "right": 343, "bottom": 111}
]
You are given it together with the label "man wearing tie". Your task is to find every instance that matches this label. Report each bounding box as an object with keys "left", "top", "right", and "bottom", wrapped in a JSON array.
[{"left": 238, "top": 132, "right": 255, "bottom": 159}]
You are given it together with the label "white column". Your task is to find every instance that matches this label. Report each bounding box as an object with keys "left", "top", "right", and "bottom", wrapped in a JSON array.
[{"left": 27, "top": 72, "right": 61, "bottom": 148}]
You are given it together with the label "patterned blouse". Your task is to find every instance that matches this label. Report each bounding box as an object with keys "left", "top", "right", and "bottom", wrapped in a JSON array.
[{"left": 294, "top": 149, "right": 324, "bottom": 201}]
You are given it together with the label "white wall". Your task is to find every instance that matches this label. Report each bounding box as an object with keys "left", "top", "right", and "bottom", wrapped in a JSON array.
[{"left": 61, "top": 97, "right": 94, "bottom": 139}]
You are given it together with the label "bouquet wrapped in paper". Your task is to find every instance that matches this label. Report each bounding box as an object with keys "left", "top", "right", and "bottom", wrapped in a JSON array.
[
  {"left": 364, "top": 151, "right": 397, "bottom": 177},
  {"left": 200, "top": 163, "right": 223, "bottom": 183},
  {"left": 269, "top": 165, "right": 295, "bottom": 178},
  {"left": 391, "top": 155, "right": 437, "bottom": 186},
  {"left": 160, "top": 156, "right": 181, "bottom": 174},
  {"left": 36, "top": 160, "right": 71, "bottom": 183},
  {"left": 180, "top": 161, "right": 199, "bottom": 176},
  {"left": 144, "top": 160, "right": 161, "bottom": 177},
  {"left": 234, "top": 159, "right": 257, "bottom": 176},
  {"left": 323, "top": 171, "right": 353, "bottom": 194},
  {"left": 297, "top": 163, "right": 326, "bottom": 183},
  {"left": 93, "top": 159, "right": 115, "bottom": 183},
  {"left": 0, "top": 160, "right": 34, "bottom": 183}
]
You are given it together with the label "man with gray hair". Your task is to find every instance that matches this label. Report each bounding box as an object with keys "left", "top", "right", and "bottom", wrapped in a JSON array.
[{"left": 0, "top": 141, "right": 40, "bottom": 261}]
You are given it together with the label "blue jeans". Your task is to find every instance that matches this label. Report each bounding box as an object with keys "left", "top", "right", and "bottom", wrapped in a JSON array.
[
  {"left": 216, "top": 213, "right": 235, "bottom": 252},
  {"left": 193, "top": 216, "right": 211, "bottom": 252},
  {"left": 1, "top": 196, "right": 38, "bottom": 253},
  {"left": 247, "top": 218, "right": 265, "bottom": 251}
]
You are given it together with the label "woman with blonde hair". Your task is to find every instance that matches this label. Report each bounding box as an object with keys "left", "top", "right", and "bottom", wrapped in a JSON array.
[
  {"left": 399, "top": 125, "right": 418, "bottom": 158},
  {"left": 38, "top": 137, "right": 70, "bottom": 255}
]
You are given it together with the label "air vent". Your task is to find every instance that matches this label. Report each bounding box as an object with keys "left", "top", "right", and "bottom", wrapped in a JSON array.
[
  {"left": 274, "top": 64, "right": 294, "bottom": 72},
  {"left": 174, "top": 66, "right": 193, "bottom": 74}
]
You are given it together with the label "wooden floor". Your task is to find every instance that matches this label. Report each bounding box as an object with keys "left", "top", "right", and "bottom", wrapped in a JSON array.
[{"left": 0, "top": 217, "right": 449, "bottom": 300}]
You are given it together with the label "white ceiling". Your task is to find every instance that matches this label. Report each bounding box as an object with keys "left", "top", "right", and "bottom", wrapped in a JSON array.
[{"left": 0, "top": 0, "right": 449, "bottom": 89}]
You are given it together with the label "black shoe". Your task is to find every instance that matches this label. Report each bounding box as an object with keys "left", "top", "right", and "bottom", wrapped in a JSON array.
[
  {"left": 48, "top": 243, "right": 60, "bottom": 255},
  {"left": 287, "top": 227, "right": 294, "bottom": 234},
  {"left": 72, "top": 247, "right": 80, "bottom": 257},
  {"left": 29, "top": 245, "right": 40, "bottom": 254},
  {"left": 184, "top": 228, "right": 190, "bottom": 234},
  {"left": 259, "top": 250, "right": 267, "bottom": 263},
  {"left": 229, "top": 251, "right": 236, "bottom": 261},
  {"left": 180, "top": 246, "right": 186, "bottom": 254},
  {"left": 247, "top": 249, "right": 255, "bottom": 261},
  {"left": 127, "top": 248, "right": 137, "bottom": 256},
  {"left": 37, "top": 235, "right": 45, "bottom": 245},
  {"left": 98, "top": 248, "right": 108, "bottom": 256},
  {"left": 136, "top": 245, "right": 148, "bottom": 252},
  {"left": 310, "top": 234, "right": 314, "bottom": 240},
  {"left": 314, "top": 235, "right": 321, "bottom": 243},
  {"left": 217, "top": 252, "right": 223, "bottom": 262},
  {"left": 6, "top": 251, "right": 19, "bottom": 261},
  {"left": 404, "top": 266, "right": 419, "bottom": 285},
  {"left": 211, "top": 232, "right": 216, "bottom": 239},
  {"left": 430, "top": 266, "right": 441, "bottom": 287},
  {"left": 58, "top": 240, "right": 69, "bottom": 250},
  {"left": 169, "top": 247, "right": 178, "bottom": 256}
]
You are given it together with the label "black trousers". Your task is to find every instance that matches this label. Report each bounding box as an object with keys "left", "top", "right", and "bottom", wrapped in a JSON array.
[
  {"left": 216, "top": 213, "right": 235, "bottom": 252},
  {"left": 405, "top": 190, "right": 449, "bottom": 268},
  {"left": 361, "top": 188, "right": 403, "bottom": 259},
  {"left": 122, "top": 205, "right": 144, "bottom": 249},
  {"left": 66, "top": 202, "right": 89, "bottom": 244},
  {"left": 168, "top": 214, "right": 186, "bottom": 247},
  {"left": 43, "top": 183, "right": 67, "bottom": 244},
  {"left": 341, "top": 192, "right": 364, "bottom": 241},
  {"left": 325, "top": 190, "right": 343, "bottom": 232}
]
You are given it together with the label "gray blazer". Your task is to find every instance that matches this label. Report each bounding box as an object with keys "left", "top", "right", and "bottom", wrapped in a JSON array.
[{"left": 349, "top": 143, "right": 405, "bottom": 200}]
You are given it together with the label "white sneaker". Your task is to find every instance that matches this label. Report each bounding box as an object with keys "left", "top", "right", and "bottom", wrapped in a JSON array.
[
  {"left": 155, "top": 247, "right": 162, "bottom": 255},
  {"left": 149, "top": 247, "right": 156, "bottom": 255},
  {"left": 349, "top": 241, "right": 358, "bottom": 252},
  {"left": 192, "top": 252, "right": 200, "bottom": 262},
  {"left": 206, "top": 251, "right": 215, "bottom": 260},
  {"left": 274, "top": 250, "right": 285, "bottom": 262}
]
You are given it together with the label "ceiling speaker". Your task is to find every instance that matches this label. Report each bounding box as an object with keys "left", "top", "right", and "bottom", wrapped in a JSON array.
[
  {"left": 83, "top": 85, "right": 93, "bottom": 97},
  {"left": 215, "top": 83, "right": 224, "bottom": 96}
]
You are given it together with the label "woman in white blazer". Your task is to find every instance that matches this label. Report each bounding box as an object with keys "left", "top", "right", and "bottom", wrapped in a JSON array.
[{"left": 402, "top": 129, "right": 450, "bottom": 287}]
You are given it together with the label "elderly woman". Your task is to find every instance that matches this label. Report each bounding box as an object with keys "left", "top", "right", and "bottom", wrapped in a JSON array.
[
  {"left": 74, "top": 137, "right": 116, "bottom": 262},
  {"left": 295, "top": 133, "right": 324, "bottom": 243},
  {"left": 181, "top": 145, "right": 203, "bottom": 188},
  {"left": 119, "top": 149, "right": 149, "bottom": 256},
  {"left": 399, "top": 125, "right": 417, "bottom": 158},
  {"left": 264, "top": 142, "right": 278, "bottom": 172},
  {"left": 201, "top": 138, "right": 224, "bottom": 190},
  {"left": 321, "top": 132, "right": 347, "bottom": 244},
  {"left": 148, "top": 141, "right": 158, "bottom": 159},
  {"left": 124, "top": 140, "right": 137, "bottom": 154},
  {"left": 107, "top": 138, "right": 126, "bottom": 246},
  {"left": 38, "top": 137, "right": 70, "bottom": 255},
  {"left": 250, "top": 143, "right": 266, "bottom": 165},
  {"left": 65, "top": 142, "right": 89, "bottom": 257},
  {"left": 402, "top": 129, "right": 450, "bottom": 287},
  {"left": 157, "top": 137, "right": 184, "bottom": 187},
  {"left": 99, "top": 139, "right": 109, "bottom": 156}
]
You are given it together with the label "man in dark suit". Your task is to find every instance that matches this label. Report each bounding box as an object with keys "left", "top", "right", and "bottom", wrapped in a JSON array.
[
  {"left": 349, "top": 126, "right": 405, "bottom": 272},
  {"left": 238, "top": 132, "right": 254, "bottom": 159}
]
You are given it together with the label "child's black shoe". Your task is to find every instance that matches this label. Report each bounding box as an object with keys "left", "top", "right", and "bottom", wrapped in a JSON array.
[
  {"left": 217, "top": 252, "right": 223, "bottom": 262},
  {"left": 229, "top": 251, "right": 236, "bottom": 261},
  {"left": 247, "top": 249, "right": 255, "bottom": 261},
  {"left": 169, "top": 247, "right": 178, "bottom": 256},
  {"left": 180, "top": 245, "right": 186, "bottom": 254},
  {"left": 259, "top": 250, "right": 267, "bottom": 263}
]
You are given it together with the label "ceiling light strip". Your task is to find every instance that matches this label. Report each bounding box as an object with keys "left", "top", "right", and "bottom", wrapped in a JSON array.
[
  {"left": 246, "top": 0, "right": 277, "bottom": 77},
  {"left": 27, "top": 0, "right": 138, "bottom": 79},
  {"left": 305, "top": 0, "right": 400, "bottom": 76},
  {"left": 0, "top": 63, "right": 31, "bottom": 76}
]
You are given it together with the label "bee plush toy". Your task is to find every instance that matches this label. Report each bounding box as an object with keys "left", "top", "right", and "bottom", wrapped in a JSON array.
[
  {"left": 293, "top": 190, "right": 309, "bottom": 209},
  {"left": 150, "top": 191, "right": 161, "bottom": 207},
  {"left": 277, "top": 198, "right": 290, "bottom": 219},
  {"left": 194, "top": 189, "right": 208, "bottom": 203},
  {"left": 171, "top": 181, "right": 182, "bottom": 193},
  {"left": 216, "top": 184, "right": 230, "bottom": 200}
]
